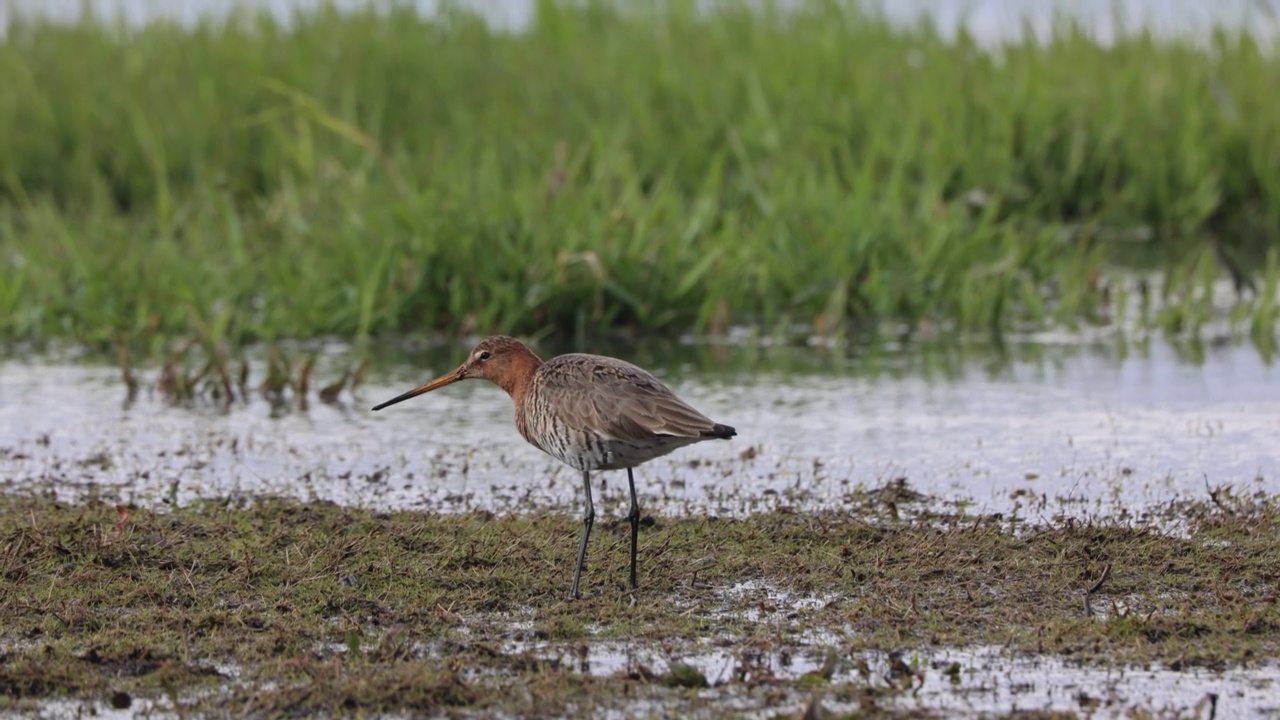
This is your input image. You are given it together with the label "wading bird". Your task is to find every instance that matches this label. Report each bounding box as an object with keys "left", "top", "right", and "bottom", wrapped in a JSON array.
[{"left": 372, "top": 336, "right": 736, "bottom": 599}]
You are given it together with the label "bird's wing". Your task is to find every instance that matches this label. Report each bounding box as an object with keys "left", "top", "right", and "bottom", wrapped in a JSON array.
[{"left": 541, "top": 355, "right": 718, "bottom": 442}]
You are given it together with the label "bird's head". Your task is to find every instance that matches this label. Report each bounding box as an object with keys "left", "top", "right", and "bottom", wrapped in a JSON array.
[{"left": 371, "top": 335, "right": 539, "bottom": 410}]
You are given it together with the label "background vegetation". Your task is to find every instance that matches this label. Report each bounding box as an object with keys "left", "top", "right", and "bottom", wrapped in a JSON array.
[{"left": 2, "top": 1, "right": 1278, "bottom": 349}]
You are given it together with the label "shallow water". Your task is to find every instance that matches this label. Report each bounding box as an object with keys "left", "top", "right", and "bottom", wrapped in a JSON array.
[
  {"left": 11, "top": 643, "right": 1273, "bottom": 720},
  {"left": 1, "top": 338, "right": 1276, "bottom": 519},
  {"left": 503, "top": 641, "right": 1277, "bottom": 718}
]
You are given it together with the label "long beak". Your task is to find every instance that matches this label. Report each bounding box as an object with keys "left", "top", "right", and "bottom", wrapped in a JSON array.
[{"left": 371, "top": 369, "right": 465, "bottom": 411}]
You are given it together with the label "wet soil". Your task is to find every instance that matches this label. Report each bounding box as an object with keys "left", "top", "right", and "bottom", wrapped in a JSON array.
[{"left": 1, "top": 489, "right": 1277, "bottom": 718}]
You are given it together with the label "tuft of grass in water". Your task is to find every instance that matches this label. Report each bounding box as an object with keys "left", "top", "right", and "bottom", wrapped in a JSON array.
[
  {"left": 0, "top": 490, "right": 1277, "bottom": 716},
  {"left": 114, "top": 335, "right": 367, "bottom": 409},
  {"left": 1, "top": 2, "right": 1278, "bottom": 348}
]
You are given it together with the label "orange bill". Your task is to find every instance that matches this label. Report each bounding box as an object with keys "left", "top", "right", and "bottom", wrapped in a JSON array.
[{"left": 371, "top": 370, "right": 464, "bottom": 411}]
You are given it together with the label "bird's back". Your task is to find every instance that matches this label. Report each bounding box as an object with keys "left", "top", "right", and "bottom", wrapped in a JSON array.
[{"left": 516, "top": 353, "right": 735, "bottom": 471}]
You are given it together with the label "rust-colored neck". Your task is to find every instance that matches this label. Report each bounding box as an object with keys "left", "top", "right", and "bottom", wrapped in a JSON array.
[{"left": 493, "top": 345, "right": 543, "bottom": 405}]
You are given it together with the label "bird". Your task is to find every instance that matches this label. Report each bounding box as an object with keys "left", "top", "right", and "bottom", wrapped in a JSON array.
[{"left": 371, "top": 335, "right": 736, "bottom": 599}]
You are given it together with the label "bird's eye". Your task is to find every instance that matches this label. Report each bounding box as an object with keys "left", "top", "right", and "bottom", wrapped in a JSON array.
[{"left": 478, "top": 350, "right": 492, "bottom": 361}]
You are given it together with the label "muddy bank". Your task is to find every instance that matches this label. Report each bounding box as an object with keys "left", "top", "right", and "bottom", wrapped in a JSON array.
[{"left": 1, "top": 491, "right": 1276, "bottom": 717}]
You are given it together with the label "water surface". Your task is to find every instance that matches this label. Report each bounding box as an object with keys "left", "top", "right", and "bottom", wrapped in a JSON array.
[{"left": 2, "top": 338, "right": 1275, "bottom": 518}]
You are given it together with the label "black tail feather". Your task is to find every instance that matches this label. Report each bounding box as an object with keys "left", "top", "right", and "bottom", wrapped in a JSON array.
[{"left": 704, "top": 423, "right": 737, "bottom": 439}]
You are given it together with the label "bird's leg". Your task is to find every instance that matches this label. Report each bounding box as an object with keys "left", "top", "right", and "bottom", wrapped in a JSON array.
[
  {"left": 570, "top": 470, "right": 594, "bottom": 600},
  {"left": 626, "top": 467, "right": 640, "bottom": 591}
]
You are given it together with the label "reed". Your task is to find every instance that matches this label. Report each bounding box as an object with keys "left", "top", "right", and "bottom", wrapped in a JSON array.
[{"left": 2, "top": 1, "right": 1277, "bottom": 347}]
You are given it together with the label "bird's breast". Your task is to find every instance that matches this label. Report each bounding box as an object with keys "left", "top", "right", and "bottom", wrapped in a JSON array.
[{"left": 517, "top": 403, "right": 608, "bottom": 471}]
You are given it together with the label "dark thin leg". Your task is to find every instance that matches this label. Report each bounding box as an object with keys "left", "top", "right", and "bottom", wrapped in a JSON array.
[
  {"left": 569, "top": 470, "right": 594, "bottom": 600},
  {"left": 626, "top": 468, "right": 641, "bottom": 591}
]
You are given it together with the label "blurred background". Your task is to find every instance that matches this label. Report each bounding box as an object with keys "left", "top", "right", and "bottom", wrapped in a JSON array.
[
  {"left": 3, "top": 0, "right": 1280, "bottom": 349},
  {"left": 4, "top": 1, "right": 1276, "bottom": 42}
]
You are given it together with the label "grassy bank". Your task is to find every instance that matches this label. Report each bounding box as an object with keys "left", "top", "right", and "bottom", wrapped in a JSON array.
[
  {"left": 0, "top": 491, "right": 1276, "bottom": 716},
  {"left": 2, "top": 2, "right": 1279, "bottom": 348}
]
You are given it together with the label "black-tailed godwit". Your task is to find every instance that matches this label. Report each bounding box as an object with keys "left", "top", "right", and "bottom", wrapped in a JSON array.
[{"left": 372, "top": 335, "right": 736, "bottom": 599}]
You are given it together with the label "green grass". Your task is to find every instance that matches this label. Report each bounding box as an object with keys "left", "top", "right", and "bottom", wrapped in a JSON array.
[{"left": 1, "top": 1, "right": 1278, "bottom": 348}]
